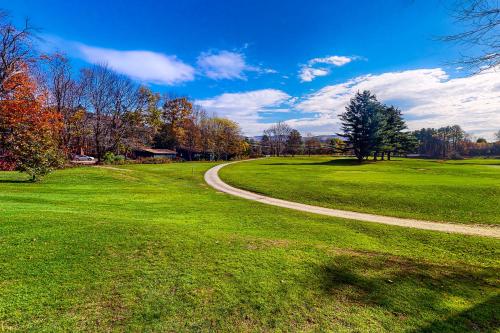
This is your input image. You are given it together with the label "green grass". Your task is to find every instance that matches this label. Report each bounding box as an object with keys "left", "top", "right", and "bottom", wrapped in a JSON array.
[
  {"left": 0, "top": 163, "right": 499, "bottom": 332},
  {"left": 220, "top": 157, "right": 500, "bottom": 225}
]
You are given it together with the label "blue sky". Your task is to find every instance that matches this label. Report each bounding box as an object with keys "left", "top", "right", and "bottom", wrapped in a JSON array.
[{"left": 3, "top": 0, "right": 499, "bottom": 138}]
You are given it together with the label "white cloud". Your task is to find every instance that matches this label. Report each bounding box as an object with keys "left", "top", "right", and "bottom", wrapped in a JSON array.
[
  {"left": 197, "top": 50, "right": 275, "bottom": 80},
  {"left": 262, "top": 68, "right": 278, "bottom": 74},
  {"left": 309, "top": 55, "right": 354, "bottom": 66},
  {"left": 42, "top": 35, "right": 277, "bottom": 85},
  {"left": 292, "top": 68, "right": 500, "bottom": 139},
  {"left": 197, "top": 51, "right": 248, "bottom": 80},
  {"left": 299, "top": 55, "right": 357, "bottom": 82},
  {"left": 78, "top": 44, "right": 195, "bottom": 85},
  {"left": 196, "top": 89, "right": 291, "bottom": 134},
  {"left": 196, "top": 68, "right": 500, "bottom": 139},
  {"left": 299, "top": 67, "right": 330, "bottom": 82}
]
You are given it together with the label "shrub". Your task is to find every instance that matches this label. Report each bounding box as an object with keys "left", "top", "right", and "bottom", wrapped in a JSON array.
[
  {"left": 102, "top": 152, "right": 117, "bottom": 164},
  {"left": 13, "top": 140, "right": 64, "bottom": 181},
  {"left": 102, "top": 154, "right": 173, "bottom": 165},
  {"left": 450, "top": 152, "right": 464, "bottom": 160},
  {"left": 137, "top": 157, "right": 172, "bottom": 164},
  {"left": 111, "top": 155, "right": 126, "bottom": 165}
]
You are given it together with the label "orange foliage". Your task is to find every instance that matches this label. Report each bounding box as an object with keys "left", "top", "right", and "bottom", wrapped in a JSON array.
[
  {"left": 0, "top": 65, "right": 61, "bottom": 132},
  {"left": 0, "top": 65, "right": 62, "bottom": 178}
]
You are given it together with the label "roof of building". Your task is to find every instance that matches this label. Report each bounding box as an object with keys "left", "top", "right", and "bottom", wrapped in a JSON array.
[{"left": 138, "top": 148, "right": 177, "bottom": 154}]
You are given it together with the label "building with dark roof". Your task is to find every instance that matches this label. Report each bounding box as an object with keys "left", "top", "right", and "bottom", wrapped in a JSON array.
[{"left": 134, "top": 148, "right": 177, "bottom": 159}]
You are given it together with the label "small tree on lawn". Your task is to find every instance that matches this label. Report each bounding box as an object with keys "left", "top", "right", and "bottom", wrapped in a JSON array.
[
  {"left": 304, "top": 137, "right": 321, "bottom": 156},
  {"left": 261, "top": 134, "right": 271, "bottom": 155},
  {"left": 0, "top": 66, "right": 63, "bottom": 181},
  {"left": 286, "top": 129, "right": 303, "bottom": 156},
  {"left": 263, "top": 122, "right": 292, "bottom": 156},
  {"left": 331, "top": 138, "right": 345, "bottom": 156}
]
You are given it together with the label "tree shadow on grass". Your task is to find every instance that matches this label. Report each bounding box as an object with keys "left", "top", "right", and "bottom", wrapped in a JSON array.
[
  {"left": 0, "top": 179, "right": 31, "bottom": 184},
  {"left": 262, "top": 159, "right": 366, "bottom": 167},
  {"left": 427, "top": 158, "right": 500, "bottom": 166},
  {"left": 441, "top": 162, "right": 500, "bottom": 166},
  {"left": 316, "top": 251, "right": 499, "bottom": 332}
]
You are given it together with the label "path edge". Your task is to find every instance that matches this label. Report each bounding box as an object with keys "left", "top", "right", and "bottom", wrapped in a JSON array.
[{"left": 204, "top": 159, "right": 500, "bottom": 238}]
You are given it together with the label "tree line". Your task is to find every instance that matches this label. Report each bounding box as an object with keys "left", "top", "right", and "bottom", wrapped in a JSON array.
[
  {"left": 337, "top": 90, "right": 500, "bottom": 161},
  {"left": 255, "top": 91, "right": 416, "bottom": 161},
  {"left": 0, "top": 12, "right": 248, "bottom": 180},
  {"left": 250, "top": 123, "right": 347, "bottom": 158},
  {"left": 255, "top": 90, "right": 500, "bottom": 162},
  {"left": 412, "top": 126, "right": 500, "bottom": 159}
]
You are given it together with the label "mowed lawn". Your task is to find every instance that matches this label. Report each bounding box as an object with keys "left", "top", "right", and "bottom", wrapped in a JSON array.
[
  {"left": 220, "top": 157, "right": 500, "bottom": 225},
  {"left": 0, "top": 163, "right": 499, "bottom": 332}
]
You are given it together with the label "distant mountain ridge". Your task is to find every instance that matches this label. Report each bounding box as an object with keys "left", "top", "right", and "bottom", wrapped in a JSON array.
[{"left": 250, "top": 134, "right": 340, "bottom": 142}]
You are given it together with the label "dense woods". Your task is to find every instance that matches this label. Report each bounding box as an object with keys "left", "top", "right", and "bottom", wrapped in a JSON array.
[
  {"left": 412, "top": 126, "right": 500, "bottom": 158},
  {"left": 50, "top": 61, "right": 248, "bottom": 162}
]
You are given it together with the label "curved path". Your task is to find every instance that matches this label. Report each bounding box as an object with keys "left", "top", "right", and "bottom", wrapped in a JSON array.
[{"left": 205, "top": 160, "right": 500, "bottom": 238}]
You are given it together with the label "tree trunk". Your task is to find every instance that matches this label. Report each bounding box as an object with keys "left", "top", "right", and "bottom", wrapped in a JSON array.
[
  {"left": 387, "top": 151, "right": 391, "bottom": 160},
  {"left": 355, "top": 150, "right": 363, "bottom": 162},
  {"left": 95, "top": 136, "right": 101, "bottom": 162},
  {"left": 381, "top": 152, "right": 385, "bottom": 160}
]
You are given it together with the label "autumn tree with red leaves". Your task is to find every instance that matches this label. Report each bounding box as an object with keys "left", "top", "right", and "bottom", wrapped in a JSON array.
[{"left": 0, "top": 66, "right": 63, "bottom": 181}]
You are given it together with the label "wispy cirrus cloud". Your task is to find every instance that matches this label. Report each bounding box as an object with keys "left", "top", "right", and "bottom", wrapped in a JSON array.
[
  {"left": 299, "top": 67, "right": 330, "bottom": 82},
  {"left": 197, "top": 50, "right": 276, "bottom": 80},
  {"left": 197, "top": 51, "right": 249, "bottom": 80},
  {"left": 309, "top": 55, "right": 354, "bottom": 66},
  {"left": 299, "top": 55, "right": 359, "bottom": 82}
]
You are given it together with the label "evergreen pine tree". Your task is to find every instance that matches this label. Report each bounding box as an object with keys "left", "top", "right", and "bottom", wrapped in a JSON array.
[
  {"left": 380, "top": 105, "right": 407, "bottom": 160},
  {"left": 338, "top": 90, "right": 384, "bottom": 161}
]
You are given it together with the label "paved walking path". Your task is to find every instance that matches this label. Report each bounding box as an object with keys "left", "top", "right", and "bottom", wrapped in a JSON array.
[{"left": 204, "top": 160, "right": 500, "bottom": 238}]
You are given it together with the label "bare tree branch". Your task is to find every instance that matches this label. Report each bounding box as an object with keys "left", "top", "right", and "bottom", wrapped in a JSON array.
[
  {"left": 440, "top": 0, "right": 499, "bottom": 73},
  {"left": 0, "top": 10, "right": 35, "bottom": 97}
]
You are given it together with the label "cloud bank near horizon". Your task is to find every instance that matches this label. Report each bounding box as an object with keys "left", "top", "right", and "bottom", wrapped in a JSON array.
[
  {"left": 201, "top": 67, "right": 500, "bottom": 139},
  {"left": 195, "top": 89, "right": 292, "bottom": 134}
]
